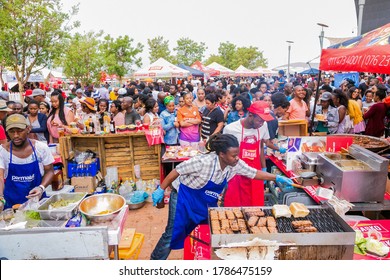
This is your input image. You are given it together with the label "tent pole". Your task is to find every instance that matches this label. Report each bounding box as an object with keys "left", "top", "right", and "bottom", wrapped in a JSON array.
[{"left": 309, "top": 70, "right": 322, "bottom": 136}]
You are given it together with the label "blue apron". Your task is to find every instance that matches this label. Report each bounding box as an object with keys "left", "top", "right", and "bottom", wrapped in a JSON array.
[
  {"left": 4, "top": 140, "right": 43, "bottom": 209},
  {"left": 170, "top": 158, "right": 228, "bottom": 249}
]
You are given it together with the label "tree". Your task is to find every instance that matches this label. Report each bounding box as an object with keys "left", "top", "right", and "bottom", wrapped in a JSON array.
[
  {"left": 218, "top": 42, "right": 237, "bottom": 69},
  {"left": 147, "top": 36, "right": 172, "bottom": 64},
  {"left": 204, "top": 54, "right": 224, "bottom": 66},
  {"left": 232, "top": 46, "right": 268, "bottom": 70},
  {"left": 0, "top": 0, "right": 78, "bottom": 91},
  {"left": 174, "top": 37, "right": 207, "bottom": 66},
  {"left": 59, "top": 31, "right": 103, "bottom": 85},
  {"left": 101, "top": 35, "right": 143, "bottom": 83}
]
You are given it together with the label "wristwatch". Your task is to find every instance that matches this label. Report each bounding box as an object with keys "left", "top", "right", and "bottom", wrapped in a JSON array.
[{"left": 38, "top": 185, "right": 45, "bottom": 192}]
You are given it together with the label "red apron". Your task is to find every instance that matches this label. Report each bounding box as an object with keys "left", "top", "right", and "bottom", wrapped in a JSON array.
[{"left": 224, "top": 121, "right": 264, "bottom": 206}]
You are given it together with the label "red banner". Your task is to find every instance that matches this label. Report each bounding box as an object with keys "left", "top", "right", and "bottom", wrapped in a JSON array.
[{"left": 319, "top": 45, "right": 390, "bottom": 74}]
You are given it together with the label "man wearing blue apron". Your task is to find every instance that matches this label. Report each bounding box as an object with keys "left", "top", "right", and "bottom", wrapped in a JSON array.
[
  {"left": 0, "top": 114, "right": 54, "bottom": 211},
  {"left": 150, "top": 134, "right": 293, "bottom": 259}
]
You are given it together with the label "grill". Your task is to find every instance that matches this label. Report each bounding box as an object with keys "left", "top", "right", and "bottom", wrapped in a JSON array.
[{"left": 209, "top": 205, "right": 355, "bottom": 260}]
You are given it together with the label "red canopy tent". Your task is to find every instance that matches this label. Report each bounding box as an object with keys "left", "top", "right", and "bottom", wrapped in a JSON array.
[
  {"left": 319, "top": 22, "right": 390, "bottom": 74},
  {"left": 191, "top": 61, "right": 220, "bottom": 77}
]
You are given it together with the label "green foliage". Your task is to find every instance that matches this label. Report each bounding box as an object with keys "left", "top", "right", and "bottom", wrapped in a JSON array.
[
  {"left": 147, "top": 36, "right": 173, "bottom": 64},
  {"left": 100, "top": 35, "right": 143, "bottom": 82},
  {"left": 173, "top": 37, "right": 207, "bottom": 66},
  {"left": 204, "top": 42, "right": 268, "bottom": 70},
  {"left": 0, "top": 0, "right": 78, "bottom": 89},
  {"left": 59, "top": 31, "right": 103, "bottom": 85}
]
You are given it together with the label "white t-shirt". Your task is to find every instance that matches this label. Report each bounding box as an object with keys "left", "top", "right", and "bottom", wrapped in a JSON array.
[
  {"left": 0, "top": 141, "right": 54, "bottom": 179},
  {"left": 223, "top": 119, "right": 270, "bottom": 146}
]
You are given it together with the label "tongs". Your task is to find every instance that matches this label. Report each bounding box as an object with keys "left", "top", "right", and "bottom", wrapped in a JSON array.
[{"left": 291, "top": 183, "right": 305, "bottom": 189}]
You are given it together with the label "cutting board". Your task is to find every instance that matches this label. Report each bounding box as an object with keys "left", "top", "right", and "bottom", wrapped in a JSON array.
[{"left": 118, "top": 228, "right": 136, "bottom": 249}]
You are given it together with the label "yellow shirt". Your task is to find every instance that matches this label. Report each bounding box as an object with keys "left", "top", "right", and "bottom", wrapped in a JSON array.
[{"left": 109, "top": 91, "right": 118, "bottom": 101}]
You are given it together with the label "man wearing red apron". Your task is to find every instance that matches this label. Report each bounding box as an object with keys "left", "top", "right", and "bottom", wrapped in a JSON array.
[{"left": 223, "top": 101, "right": 275, "bottom": 207}]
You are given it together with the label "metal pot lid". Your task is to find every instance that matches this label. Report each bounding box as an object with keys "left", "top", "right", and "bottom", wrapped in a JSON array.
[{"left": 299, "top": 171, "right": 317, "bottom": 179}]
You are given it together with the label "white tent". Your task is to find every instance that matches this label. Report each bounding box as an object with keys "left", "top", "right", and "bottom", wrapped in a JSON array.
[
  {"left": 253, "top": 67, "right": 278, "bottom": 75},
  {"left": 133, "top": 58, "right": 190, "bottom": 79},
  {"left": 234, "top": 65, "right": 257, "bottom": 77},
  {"left": 206, "top": 62, "right": 235, "bottom": 77}
]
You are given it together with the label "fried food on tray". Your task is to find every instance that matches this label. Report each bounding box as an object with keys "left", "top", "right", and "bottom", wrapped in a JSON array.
[
  {"left": 211, "top": 220, "right": 220, "bottom": 232},
  {"left": 225, "top": 210, "right": 235, "bottom": 220},
  {"left": 229, "top": 219, "right": 239, "bottom": 231},
  {"left": 259, "top": 227, "right": 269, "bottom": 234},
  {"left": 209, "top": 210, "right": 219, "bottom": 221},
  {"left": 266, "top": 216, "right": 277, "bottom": 227},
  {"left": 238, "top": 218, "right": 247, "bottom": 230},
  {"left": 233, "top": 209, "right": 244, "bottom": 219},
  {"left": 257, "top": 217, "right": 267, "bottom": 227},
  {"left": 268, "top": 227, "right": 278, "bottom": 233},
  {"left": 292, "top": 220, "right": 313, "bottom": 228},
  {"left": 295, "top": 226, "right": 318, "bottom": 233},
  {"left": 247, "top": 216, "right": 259, "bottom": 227},
  {"left": 250, "top": 226, "right": 261, "bottom": 233},
  {"left": 220, "top": 219, "right": 230, "bottom": 230},
  {"left": 218, "top": 210, "right": 227, "bottom": 220}
]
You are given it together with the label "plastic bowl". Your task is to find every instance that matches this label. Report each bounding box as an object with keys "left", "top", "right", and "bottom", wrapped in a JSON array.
[{"left": 79, "top": 193, "right": 126, "bottom": 223}]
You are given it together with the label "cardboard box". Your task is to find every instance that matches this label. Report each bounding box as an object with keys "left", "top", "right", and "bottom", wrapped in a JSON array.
[
  {"left": 71, "top": 176, "right": 97, "bottom": 194},
  {"left": 278, "top": 120, "right": 308, "bottom": 137}
]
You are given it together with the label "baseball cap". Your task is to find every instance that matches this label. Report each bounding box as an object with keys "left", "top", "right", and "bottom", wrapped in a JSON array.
[
  {"left": 0, "top": 100, "right": 12, "bottom": 112},
  {"left": 247, "top": 101, "right": 274, "bottom": 121},
  {"left": 6, "top": 114, "right": 28, "bottom": 131},
  {"left": 118, "top": 88, "right": 127, "bottom": 95},
  {"left": 320, "top": 92, "right": 332, "bottom": 101},
  {"left": 23, "top": 89, "right": 33, "bottom": 97},
  {"left": 31, "top": 88, "right": 45, "bottom": 97}
]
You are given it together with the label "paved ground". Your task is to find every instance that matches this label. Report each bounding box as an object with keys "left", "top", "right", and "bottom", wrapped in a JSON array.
[{"left": 123, "top": 201, "right": 183, "bottom": 260}]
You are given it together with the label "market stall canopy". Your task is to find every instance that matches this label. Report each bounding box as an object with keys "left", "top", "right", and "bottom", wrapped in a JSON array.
[
  {"left": 133, "top": 58, "right": 190, "bottom": 79},
  {"left": 206, "top": 62, "right": 235, "bottom": 77},
  {"left": 234, "top": 65, "right": 258, "bottom": 77},
  {"left": 177, "top": 63, "right": 204, "bottom": 77},
  {"left": 190, "top": 61, "right": 220, "bottom": 77},
  {"left": 319, "top": 22, "right": 390, "bottom": 74},
  {"left": 253, "top": 67, "right": 278, "bottom": 75},
  {"left": 300, "top": 68, "right": 320, "bottom": 75}
]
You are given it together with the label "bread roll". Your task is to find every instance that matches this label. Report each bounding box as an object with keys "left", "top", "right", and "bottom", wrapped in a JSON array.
[
  {"left": 272, "top": 204, "right": 292, "bottom": 218},
  {"left": 289, "top": 202, "right": 310, "bottom": 218}
]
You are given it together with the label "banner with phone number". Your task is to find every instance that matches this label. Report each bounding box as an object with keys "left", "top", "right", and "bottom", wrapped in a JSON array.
[{"left": 320, "top": 45, "right": 390, "bottom": 74}]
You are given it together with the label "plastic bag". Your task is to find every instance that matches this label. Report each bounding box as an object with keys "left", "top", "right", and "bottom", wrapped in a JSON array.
[{"left": 130, "top": 191, "right": 149, "bottom": 204}]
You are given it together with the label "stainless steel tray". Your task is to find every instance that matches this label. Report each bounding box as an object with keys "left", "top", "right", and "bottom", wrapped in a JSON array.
[{"left": 37, "top": 193, "right": 87, "bottom": 220}]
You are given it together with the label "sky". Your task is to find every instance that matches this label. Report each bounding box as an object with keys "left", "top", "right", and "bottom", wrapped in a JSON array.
[{"left": 61, "top": 0, "right": 358, "bottom": 70}]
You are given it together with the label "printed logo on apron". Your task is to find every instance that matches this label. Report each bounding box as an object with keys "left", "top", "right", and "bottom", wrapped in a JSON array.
[
  {"left": 242, "top": 135, "right": 257, "bottom": 144},
  {"left": 241, "top": 149, "right": 257, "bottom": 160}
]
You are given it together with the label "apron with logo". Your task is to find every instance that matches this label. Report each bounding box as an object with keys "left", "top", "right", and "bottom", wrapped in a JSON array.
[
  {"left": 4, "top": 140, "right": 43, "bottom": 209},
  {"left": 224, "top": 121, "right": 264, "bottom": 206},
  {"left": 170, "top": 157, "right": 228, "bottom": 249}
]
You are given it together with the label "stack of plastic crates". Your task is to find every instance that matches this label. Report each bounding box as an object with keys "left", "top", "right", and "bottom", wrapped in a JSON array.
[{"left": 110, "top": 233, "right": 144, "bottom": 260}]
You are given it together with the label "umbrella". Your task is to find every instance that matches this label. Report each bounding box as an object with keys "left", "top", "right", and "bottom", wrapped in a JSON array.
[
  {"left": 234, "top": 65, "right": 258, "bottom": 77},
  {"left": 300, "top": 68, "right": 319, "bottom": 75},
  {"left": 177, "top": 64, "right": 204, "bottom": 77},
  {"left": 191, "top": 61, "right": 220, "bottom": 77},
  {"left": 206, "top": 62, "right": 235, "bottom": 77}
]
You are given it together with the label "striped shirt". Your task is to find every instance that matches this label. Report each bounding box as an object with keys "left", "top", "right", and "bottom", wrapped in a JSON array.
[{"left": 172, "top": 152, "right": 257, "bottom": 190}]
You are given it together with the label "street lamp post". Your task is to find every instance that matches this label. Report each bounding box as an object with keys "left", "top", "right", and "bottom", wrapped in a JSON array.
[
  {"left": 357, "top": 0, "right": 366, "bottom": 35},
  {"left": 317, "top": 22, "right": 329, "bottom": 50},
  {"left": 310, "top": 23, "right": 329, "bottom": 136},
  {"left": 286, "top": 40, "right": 294, "bottom": 82}
]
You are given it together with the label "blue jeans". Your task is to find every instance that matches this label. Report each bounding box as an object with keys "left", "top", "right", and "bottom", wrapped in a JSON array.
[{"left": 150, "top": 189, "right": 178, "bottom": 260}]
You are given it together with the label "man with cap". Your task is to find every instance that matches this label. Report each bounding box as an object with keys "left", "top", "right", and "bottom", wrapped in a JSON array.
[
  {"left": 0, "top": 100, "right": 13, "bottom": 145},
  {"left": 223, "top": 101, "right": 291, "bottom": 206},
  {"left": 32, "top": 88, "right": 51, "bottom": 105},
  {"left": 0, "top": 114, "right": 54, "bottom": 211},
  {"left": 313, "top": 92, "right": 339, "bottom": 134}
]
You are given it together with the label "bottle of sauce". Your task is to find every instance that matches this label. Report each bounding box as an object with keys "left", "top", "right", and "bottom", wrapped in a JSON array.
[
  {"left": 88, "top": 116, "right": 94, "bottom": 134},
  {"left": 110, "top": 114, "right": 116, "bottom": 134}
]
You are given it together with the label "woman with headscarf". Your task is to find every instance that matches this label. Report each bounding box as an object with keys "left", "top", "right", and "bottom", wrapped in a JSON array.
[{"left": 160, "top": 96, "right": 179, "bottom": 146}]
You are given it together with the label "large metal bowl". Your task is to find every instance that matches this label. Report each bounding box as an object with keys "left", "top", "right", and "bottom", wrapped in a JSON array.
[{"left": 79, "top": 193, "right": 126, "bottom": 223}]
